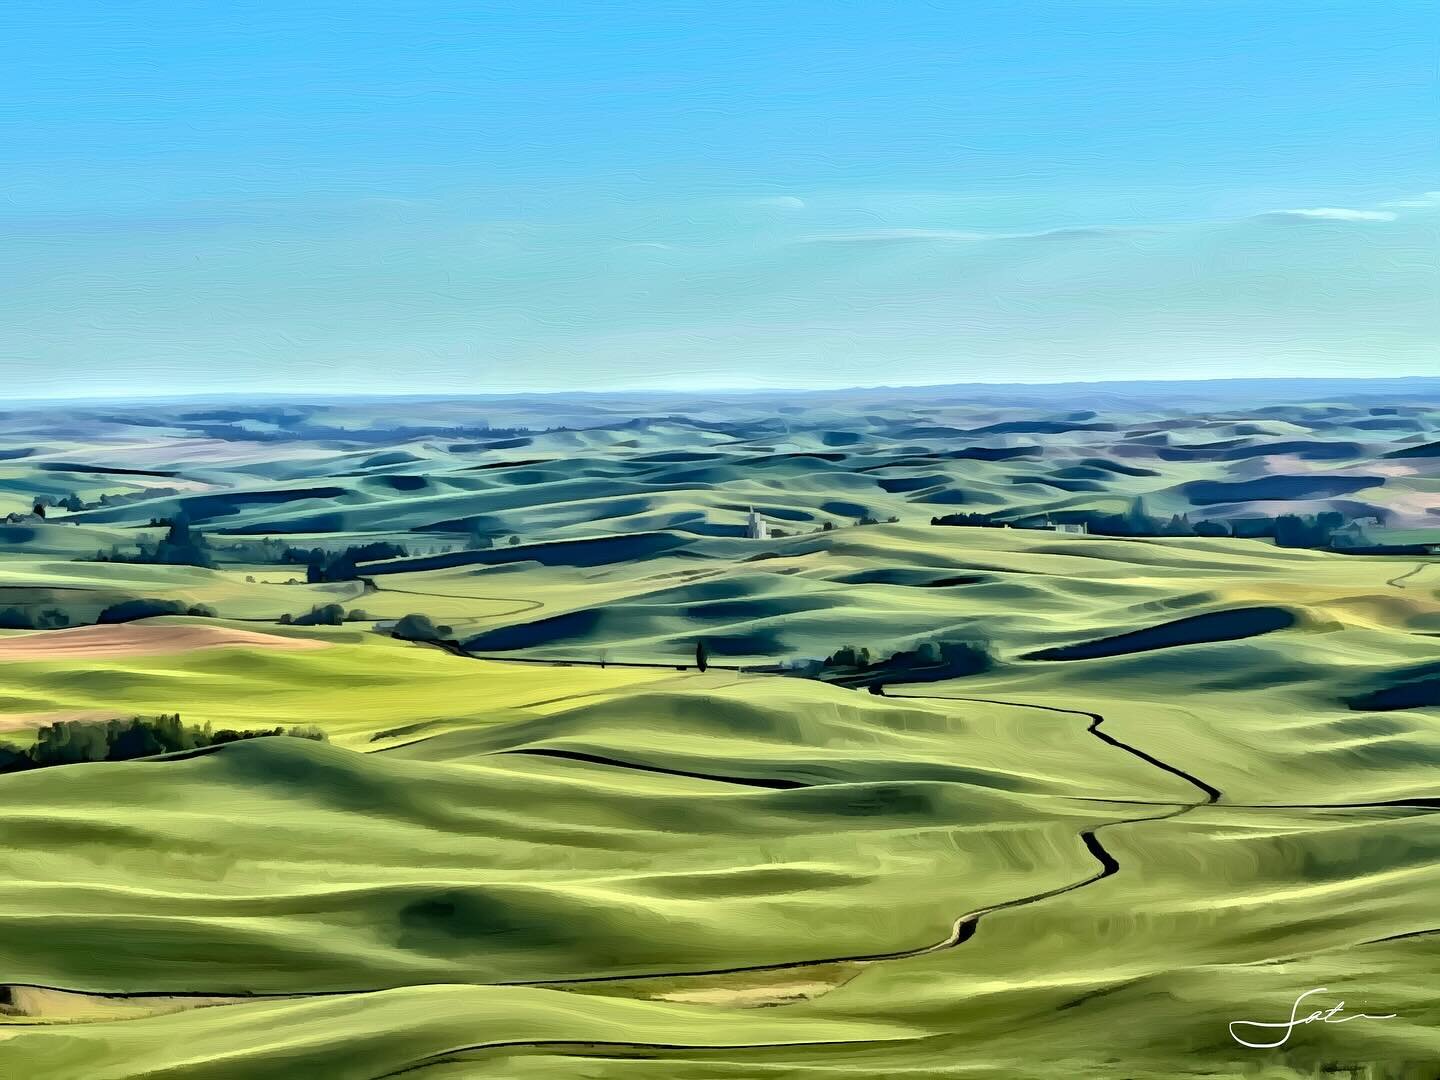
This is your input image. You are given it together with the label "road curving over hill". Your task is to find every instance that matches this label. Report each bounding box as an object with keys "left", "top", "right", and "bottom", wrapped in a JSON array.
[
  {"left": 486, "top": 689, "right": 1222, "bottom": 989},
  {"left": 892, "top": 693, "right": 1221, "bottom": 805},
  {"left": 1386, "top": 561, "right": 1436, "bottom": 589},
  {"left": 371, "top": 649, "right": 1226, "bottom": 989}
]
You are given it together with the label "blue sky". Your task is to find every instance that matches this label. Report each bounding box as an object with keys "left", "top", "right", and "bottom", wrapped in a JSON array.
[{"left": 1, "top": 1, "right": 1435, "bottom": 397}]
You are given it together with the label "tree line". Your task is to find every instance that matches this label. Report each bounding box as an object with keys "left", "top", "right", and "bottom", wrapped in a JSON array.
[
  {"left": 282, "top": 542, "right": 409, "bottom": 582},
  {"left": 279, "top": 604, "right": 371, "bottom": 626},
  {"left": 786, "top": 637, "right": 995, "bottom": 692},
  {"left": 95, "top": 516, "right": 214, "bottom": 568},
  {"left": 0, "top": 598, "right": 217, "bottom": 630},
  {"left": 0, "top": 714, "right": 327, "bottom": 774},
  {"left": 931, "top": 500, "right": 1359, "bottom": 549}
]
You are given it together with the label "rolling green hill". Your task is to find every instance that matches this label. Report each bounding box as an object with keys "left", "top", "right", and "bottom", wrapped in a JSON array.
[{"left": 2, "top": 388, "right": 1438, "bottom": 1078}]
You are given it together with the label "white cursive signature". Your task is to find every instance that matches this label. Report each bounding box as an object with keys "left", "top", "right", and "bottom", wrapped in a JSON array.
[{"left": 1229, "top": 987, "right": 1397, "bottom": 1049}]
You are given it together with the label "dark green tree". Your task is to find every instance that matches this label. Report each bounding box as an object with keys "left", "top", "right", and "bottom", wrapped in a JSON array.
[
  {"left": 98, "top": 598, "right": 189, "bottom": 623},
  {"left": 294, "top": 603, "right": 345, "bottom": 626},
  {"left": 393, "top": 613, "right": 453, "bottom": 642}
]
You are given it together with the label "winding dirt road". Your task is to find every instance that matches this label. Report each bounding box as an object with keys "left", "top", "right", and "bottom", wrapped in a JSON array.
[
  {"left": 496, "top": 690, "right": 1219, "bottom": 989},
  {"left": 1386, "top": 561, "right": 1436, "bottom": 589}
]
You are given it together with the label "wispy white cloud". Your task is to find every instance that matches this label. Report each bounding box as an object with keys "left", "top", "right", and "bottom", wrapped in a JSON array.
[
  {"left": 1272, "top": 207, "right": 1397, "bottom": 222},
  {"left": 792, "top": 223, "right": 1149, "bottom": 247}
]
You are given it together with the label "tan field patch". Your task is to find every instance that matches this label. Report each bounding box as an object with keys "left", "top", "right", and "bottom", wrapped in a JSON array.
[
  {"left": 650, "top": 978, "right": 848, "bottom": 1008},
  {"left": 0, "top": 985, "right": 257, "bottom": 1024},
  {"left": 0, "top": 708, "right": 123, "bottom": 734},
  {"left": 1365, "top": 462, "right": 1420, "bottom": 478},
  {"left": 0, "top": 623, "right": 329, "bottom": 662},
  {"left": 1373, "top": 488, "right": 1440, "bottom": 523}
]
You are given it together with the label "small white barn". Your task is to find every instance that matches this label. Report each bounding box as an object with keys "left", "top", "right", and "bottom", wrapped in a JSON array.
[{"left": 745, "top": 508, "right": 770, "bottom": 540}]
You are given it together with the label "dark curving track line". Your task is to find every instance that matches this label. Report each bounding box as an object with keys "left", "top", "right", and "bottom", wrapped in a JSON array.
[
  {"left": 1063, "top": 794, "right": 1440, "bottom": 811},
  {"left": 0, "top": 681, "right": 1221, "bottom": 1015},
  {"left": 368, "top": 1035, "right": 921, "bottom": 1080},
  {"left": 27, "top": 677, "right": 1416, "bottom": 1049},
  {"left": 0, "top": 805, "right": 1188, "bottom": 1008},
  {"left": 497, "top": 747, "right": 809, "bottom": 790},
  {"left": 889, "top": 693, "right": 1220, "bottom": 804},
  {"left": 491, "top": 800, "right": 1191, "bottom": 989},
  {"left": 1385, "top": 562, "right": 1433, "bottom": 589},
  {"left": 484, "top": 690, "right": 1221, "bottom": 988},
  {"left": 445, "top": 689, "right": 1219, "bottom": 987},
  {"left": 1236, "top": 924, "right": 1440, "bottom": 974},
  {"left": 366, "top": 579, "right": 547, "bottom": 618}
]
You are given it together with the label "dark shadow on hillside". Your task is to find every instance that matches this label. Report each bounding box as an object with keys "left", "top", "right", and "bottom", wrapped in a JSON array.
[
  {"left": 1347, "top": 662, "right": 1440, "bottom": 711},
  {"left": 368, "top": 532, "right": 689, "bottom": 575},
  {"left": 1023, "top": 607, "right": 1297, "bottom": 661}
]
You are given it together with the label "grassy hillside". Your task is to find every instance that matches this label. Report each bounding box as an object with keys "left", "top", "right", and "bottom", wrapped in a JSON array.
[{"left": 2, "top": 389, "right": 1438, "bottom": 1078}]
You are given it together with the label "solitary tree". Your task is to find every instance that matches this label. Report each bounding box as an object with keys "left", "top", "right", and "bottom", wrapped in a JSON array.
[
  {"left": 32, "top": 502, "right": 46, "bottom": 519},
  {"left": 695, "top": 641, "right": 709, "bottom": 672}
]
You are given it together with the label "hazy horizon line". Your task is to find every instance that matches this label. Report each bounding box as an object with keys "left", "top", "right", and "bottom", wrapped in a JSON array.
[{"left": 7, "top": 373, "right": 1440, "bottom": 408}]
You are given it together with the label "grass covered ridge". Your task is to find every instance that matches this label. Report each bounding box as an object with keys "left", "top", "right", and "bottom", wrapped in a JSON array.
[{"left": 1, "top": 390, "right": 1438, "bottom": 1078}]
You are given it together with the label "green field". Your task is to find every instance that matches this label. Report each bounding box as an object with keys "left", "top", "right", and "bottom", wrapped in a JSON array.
[{"left": 2, "top": 390, "right": 1438, "bottom": 1078}]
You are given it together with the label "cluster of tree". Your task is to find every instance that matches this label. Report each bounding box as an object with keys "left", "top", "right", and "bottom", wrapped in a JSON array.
[
  {"left": 819, "top": 637, "right": 993, "bottom": 690},
  {"left": 928, "top": 512, "right": 993, "bottom": 528},
  {"left": 460, "top": 529, "right": 521, "bottom": 550},
  {"left": 94, "top": 517, "right": 213, "bottom": 568},
  {"left": 931, "top": 500, "right": 1358, "bottom": 550},
  {"left": 98, "top": 598, "right": 217, "bottom": 623},
  {"left": 805, "top": 515, "right": 896, "bottom": 533},
  {"left": 391, "top": 613, "right": 455, "bottom": 642},
  {"left": 278, "top": 604, "right": 371, "bottom": 626},
  {"left": 0, "top": 597, "right": 217, "bottom": 629},
  {"left": 824, "top": 644, "right": 873, "bottom": 668},
  {"left": 0, "top": 607, "right": 71, "bottom": 630},
  {"left": 1269, "top": 512, "right": 1349, "bottom": 549},
  {"left": 0, "top": 714, "right": 327, "bottom": 774},
  {"left": 232, "top": 537, "right": 294, "bottom": 563},
  {"left": 282, "top": 542, "right": 408, "bottom": 582},
  {"left": 45, "top": 488, "right": 182, "bottom": 514}
]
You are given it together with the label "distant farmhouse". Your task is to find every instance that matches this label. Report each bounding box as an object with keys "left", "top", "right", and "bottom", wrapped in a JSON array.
[
  {"left": 1036, "top": 519, "right": 1088, "bottom": 535},
  {"left": 745, "top": 508, "right": 770, "bottom": 540},
  {"left": 1331, "top": 517, "right": 1440, "bottom": 554}
]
